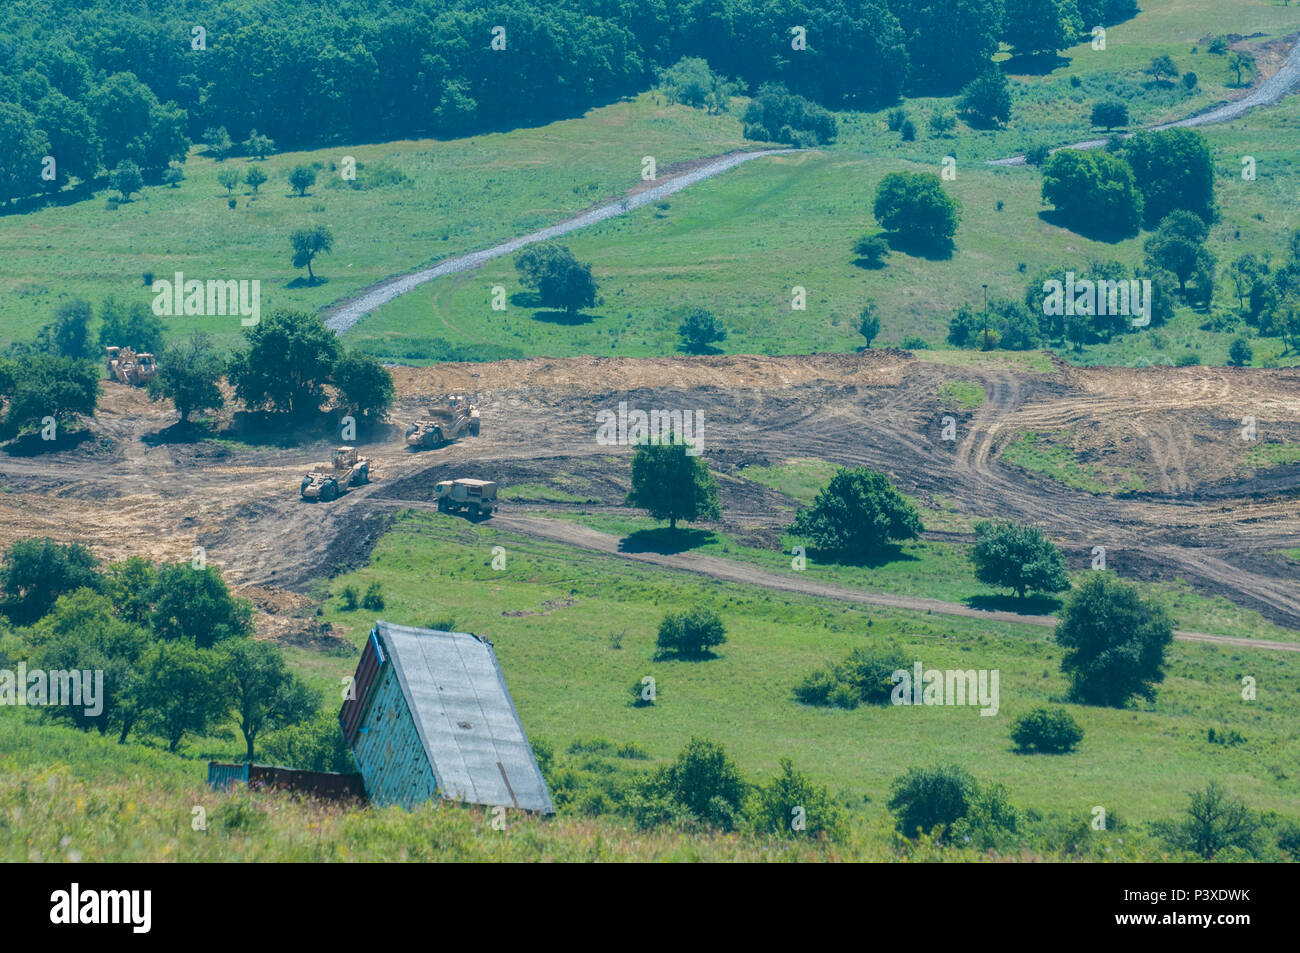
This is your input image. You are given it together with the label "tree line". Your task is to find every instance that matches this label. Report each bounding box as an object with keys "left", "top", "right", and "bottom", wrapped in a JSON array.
[
  {"left": 0, "top": 0, "right": 1143, "bottom": 203},
  {"left": 0, "top": 538, "right": 347, "bottom": 764},
  {"left": 0, "top": 301, "right": 395, "bottom": 440}
]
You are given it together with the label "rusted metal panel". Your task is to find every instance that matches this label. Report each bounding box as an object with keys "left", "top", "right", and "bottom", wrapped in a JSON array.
[
  {"left": 207, "top": 762, "right": 366, "bottom": 802},
  {"left": 340, "top": 627, "right": 385, "bottom": 745}
]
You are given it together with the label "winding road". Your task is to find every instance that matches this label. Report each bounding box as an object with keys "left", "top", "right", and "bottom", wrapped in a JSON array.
[
  {"left": 323, "top": 149, "right": 793, "bottom": 333},
  {"left": 990, "top": 33, "right": 1300, "bottom": 166}
]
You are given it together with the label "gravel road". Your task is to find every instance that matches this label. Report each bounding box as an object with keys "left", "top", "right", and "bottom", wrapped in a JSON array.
[
  {"left": 323, "top": 148, "right": 793, "bottom": 333},
  {"left": 989, "top": 34, "right": 1300, "bottom": 166}
]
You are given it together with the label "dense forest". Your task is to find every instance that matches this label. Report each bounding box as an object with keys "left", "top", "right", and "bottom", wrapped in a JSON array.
[{"left": 0, "top": 0, "right": 1139, "bottom": 199}]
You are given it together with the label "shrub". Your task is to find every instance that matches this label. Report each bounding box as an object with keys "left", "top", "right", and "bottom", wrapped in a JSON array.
[
  {"left": 361, "top": 582, "right": 384, "bottom": 611},
  {"left": 790, "top": 466, "right": 923, "bottom": 558},
  {"left": 853, "top": 234, "right": 890, "bottom": 268},
  {"left": 628, "top": 677, "right": 656, "bottom": 707},
  {"left": 1151, "top": 782, "right": 1266, "bottom": 860},
  {"left": 888, "top": 765, "right": 977, "bottom": 838},
  {"left": 873, "top": 171, "right": 961, "bottom": 252},
  {"left": 339, "top": 585, "right": 359, "bottom": 611},
  {"left": 632, "top": 737, "right": 747, "bottom": 831},
  {"left": 794, "top": 641, "right": 910, "bottom": 708},
  {"left": 741, "top": 82, "right": 836, "bottom": 146},
  {"left": 747, "top": 759, "right": 849, "bottom": 840},
  {"left": 1228, "top": 337, "right": 1253, "bottom": 366},
  {"left": 655, "top": 609, "right": 726, "bottom": 658},
  {"left": 1011, "top": 707, "right": 1084, "bottom": 753},
  {"left": 1090, "top": 100, "right": 1129, "bottom": 130},
  {"left": 1054, "top": 572, "right": 1174, "bottom": 707}
]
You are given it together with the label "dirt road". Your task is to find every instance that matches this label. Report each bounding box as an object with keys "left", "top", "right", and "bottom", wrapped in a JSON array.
[
  {"left": 990, "top": 33, "right": 1300, "bottom": 166},
  {"left": 478, "top": 511, "right": 1299, "bottom": 653},
  {"left": 322, "top": 149, "right": 793, "bottom": 334},
  {"left": 0, "top": 353, "right": 1295, "bottom": 646}
]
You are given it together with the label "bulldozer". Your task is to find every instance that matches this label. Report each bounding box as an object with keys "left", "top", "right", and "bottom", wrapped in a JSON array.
[
  {"left": 105, "top": 346, "right": 158, "bottom": 386},
  {"left": 434, "top": 478, "right": 497, "bottom": 518},
  {"left": 405, "top": 394, "right": 481, "bottom": 450},
  {"left": 300, "top": 446, "right": 371, "bottom": 501}
]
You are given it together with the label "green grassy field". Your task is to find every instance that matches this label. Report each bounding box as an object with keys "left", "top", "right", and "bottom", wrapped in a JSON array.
[
  {"left": 346, "top": 106, "right": 1300, "bottom": 367},
  {"left": 3, "top": 1, "right": 1298, "bottom": 369},
  {"left": 0, "top": 96, "right": 750, "bottom": 352},
  {"left": 314, "top": 511, "right": 1300, "bottom": 823},
  {"left": 4, "top": 503, "right": 1296, "bottom": 860}
]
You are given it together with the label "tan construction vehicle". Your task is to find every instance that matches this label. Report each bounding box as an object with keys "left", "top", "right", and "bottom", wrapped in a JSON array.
[
  {"left": 105, "top": 346, "right": 158, "bottom": 386},
  {"left": 434, "top": 478, "right": 497, "bottom": 519},
  {"left": 301, "top": 446, "right": 371, "bottom": 501},
  {"left": 405, "top": 394, "right": 481, "bottom": 450}
]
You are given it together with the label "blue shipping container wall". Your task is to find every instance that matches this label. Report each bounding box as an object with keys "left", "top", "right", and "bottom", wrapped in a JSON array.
[
  {"left": 343, "top": 621, "right": 555, "bottom": 814},
  {"left": 207, "top": 762, "right": 250, "bottom": 791}
]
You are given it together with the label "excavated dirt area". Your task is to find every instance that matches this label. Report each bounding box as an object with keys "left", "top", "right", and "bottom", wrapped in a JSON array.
[{"left": 0, "top": 351, "right": 1297, "bottom": 635}]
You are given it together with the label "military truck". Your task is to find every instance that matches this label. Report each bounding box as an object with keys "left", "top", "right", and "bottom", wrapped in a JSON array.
[
  {"left": 405, "top": 395, "right": 481, "bottom": 450},
  {"left": 301, "top": 446, "right": 371, "bottom": 501},
  {"left": 434, "top": 478, "right": 497, "bottom": 518},
  {"left": 105, "top": 346, "right": 158, "bottom": 386}
]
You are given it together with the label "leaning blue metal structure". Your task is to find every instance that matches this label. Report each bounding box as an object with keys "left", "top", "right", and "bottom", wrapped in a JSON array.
[{"left": 339, "top": 621, "right": 555, "bottom": 814}]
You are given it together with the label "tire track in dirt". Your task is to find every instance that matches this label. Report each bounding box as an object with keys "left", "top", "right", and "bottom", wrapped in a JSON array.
[{"left": 479, "top": 511, "right": 1299, "bottom": 652}]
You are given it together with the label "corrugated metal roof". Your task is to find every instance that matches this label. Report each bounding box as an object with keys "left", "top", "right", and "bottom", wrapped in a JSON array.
[{"left": 375, "top": 621, "right": 555, "bottom": 814}]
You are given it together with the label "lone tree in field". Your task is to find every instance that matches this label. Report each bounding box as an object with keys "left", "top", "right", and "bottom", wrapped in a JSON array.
[
  {"left": 290, "top": 224, "right": 333, "bottom": 283},
  {"left": 791, "top": 467, "right": 922, "bottom": 559},
  {"left": 110, "top": 159, "right": 143, "bottom": 200},
  {"left": 288, "top": 164, "right": 317, "bottom": 196},
  {"left": 223, "top": 639, "right": 318, "bottom": 761},
  {"left": 873, "top": 171, "right": 961, "bottom": 254},
  {"left": 1147, "top": 54, "right": 1179, "bottom": 84},
  {"left": 970, "top": 520, "right": 1070, "bottom": 600},
  {"left": 678, "top": 307, "right": 728, "bottom": 352},
  {"left": 1091, "top": 100, "right": 1129, "bottom": 130},
  {"left": 958, "top": 69, "right": 1011, "bottom": 128},
  {"left": 625, "top": 437, "right": 720, "bottom": 530},
  {"left": 656, "top": 608, "right": 727, "bottom": 659},
  {"left": 229, "top": 308, "right": 340, "bottom": 416},
  {"left": 1053, "top": 572, "right": 1174, "bottom": 708},
  {"left": 857, "top": 302, "right": 880, "bottom": 348},
  {"left": 217, "top": 167, "right": 240, "bottom": 196},
  {"left": 244, "top": 165, "right": 267, "bottom": 194},
  {"left": 1228, "top": 51, "right": 1256, "bottom": 87},
  {"left": 514, "top": 242, "right": 598, "bottom": 316},
  {"left": 146, "top": 331, "right": 225, "bottom": 422}
]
